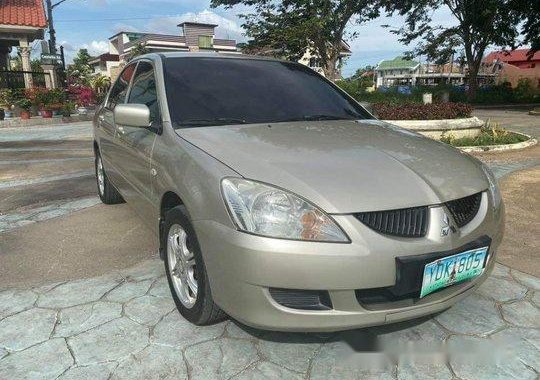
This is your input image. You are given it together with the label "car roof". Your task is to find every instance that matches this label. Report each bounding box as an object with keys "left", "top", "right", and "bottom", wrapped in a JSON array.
[{"left": 150, "top": 51, "right": 287, "bottom": 63}]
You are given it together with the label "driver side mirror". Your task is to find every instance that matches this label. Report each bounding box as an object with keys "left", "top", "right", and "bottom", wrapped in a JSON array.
[{"left": 114, "top": 104, "right": 150, "bottom": 128}]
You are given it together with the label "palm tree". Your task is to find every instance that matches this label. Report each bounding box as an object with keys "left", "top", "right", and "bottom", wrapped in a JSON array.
[
  {"left": 128, "top": 43, "right": 149, "bottom": 61},
  {"left": 90, "top": 74, "right": 111, "bottom": 94}
]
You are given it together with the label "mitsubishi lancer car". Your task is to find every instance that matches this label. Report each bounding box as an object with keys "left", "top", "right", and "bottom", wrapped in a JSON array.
[{"left": 93, "top": 52, "right": 504, "bottom": 331}]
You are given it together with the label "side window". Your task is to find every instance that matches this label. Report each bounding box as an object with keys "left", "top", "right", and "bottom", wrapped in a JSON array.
[
  {"left": 127, "top": 61, "right": 160, "bottom": 124},
  {"left": 107, "top": 63, "right": 136, "bottom": 110}
]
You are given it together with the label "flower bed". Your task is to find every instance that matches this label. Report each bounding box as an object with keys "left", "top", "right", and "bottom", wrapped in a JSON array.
[
  {"left": 373, "top": 102, "right": 473, "bottom": 120},
  {"left": 441, "top": 125, "right": 529, "bottom": 147}
]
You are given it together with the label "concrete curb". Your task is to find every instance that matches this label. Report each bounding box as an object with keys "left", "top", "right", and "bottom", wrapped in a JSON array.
[
  {"left": 0, "top": 113, "right": 95, "bottom": 128},
  {"left": 383, "top": 117, "right": 484, "bottom": 131},
  {"left": 458, "top": 132, "right": 538, "bottom": 153}
]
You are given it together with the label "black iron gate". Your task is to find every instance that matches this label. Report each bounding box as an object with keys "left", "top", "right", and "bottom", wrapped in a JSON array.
[{"left": 0, "top": 70, "right": 50, "bottom": 89}]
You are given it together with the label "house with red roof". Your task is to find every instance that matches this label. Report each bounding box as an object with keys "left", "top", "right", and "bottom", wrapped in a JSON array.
[
  {"left": 483, "top": 48, "right": 540, "bottom": 89},
  {"left": 0, "top": 0, "right": 47, "bottom": 88},
  {"left": 484, "top": 49, "right": 540, "bottom": 69}
]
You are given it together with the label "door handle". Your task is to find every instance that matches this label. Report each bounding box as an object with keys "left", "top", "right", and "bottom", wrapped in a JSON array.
[
  {"left": 98, "top": 114, "right": 105, "bottom": 121},
  {"left": 117, "top": 126, "right": 125, "bottom": 134},
  {"left": 150, "top": 168, "right": 157, "bottom": 177}
]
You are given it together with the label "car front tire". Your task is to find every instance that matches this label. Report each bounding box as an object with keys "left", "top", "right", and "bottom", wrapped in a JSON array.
[{"left": 163, "top": 205, "right": 226, "bottom": 325}]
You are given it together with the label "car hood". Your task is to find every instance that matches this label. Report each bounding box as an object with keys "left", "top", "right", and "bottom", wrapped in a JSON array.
[{"left": 177, "top": 120, "right": 488, "bottom": 213}]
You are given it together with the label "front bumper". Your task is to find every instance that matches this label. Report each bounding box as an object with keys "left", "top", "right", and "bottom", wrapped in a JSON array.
[{"left": 195, "top": 192, "right": 504, "bottom": 332}]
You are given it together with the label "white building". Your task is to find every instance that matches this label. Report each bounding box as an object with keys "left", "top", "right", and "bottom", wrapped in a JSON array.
[
  {"left": 375, "top": 57, "right": 421, "bottom": 87},
  {"left": 93, "top": 22, "right": 239, "bottom": 78},
  {"left": 297, "top": 41, "right": 352, "bottom": 78},
  {"left": 88, "top": 53, "right": 120, "bottom": 77},
  {"left": 375, "top": 56, "right": 467, "bottom": 87}
]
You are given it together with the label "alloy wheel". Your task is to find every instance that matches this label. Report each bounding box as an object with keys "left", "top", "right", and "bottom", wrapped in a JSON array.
[
  {"left": 167, "top": 224, "right": 198, "bottom": 308},
  {"left": 96, "top": 156, "right": 105, "bottom": 196}
]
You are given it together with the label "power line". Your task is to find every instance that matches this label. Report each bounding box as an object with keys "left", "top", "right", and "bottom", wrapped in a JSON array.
[{"left": 55, "top": 15, "right": 181, "bottom": 22}]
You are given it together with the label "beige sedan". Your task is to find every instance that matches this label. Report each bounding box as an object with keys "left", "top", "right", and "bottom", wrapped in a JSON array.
[{"left": 93, "top": 53, "right": 504, "bottom": 331}]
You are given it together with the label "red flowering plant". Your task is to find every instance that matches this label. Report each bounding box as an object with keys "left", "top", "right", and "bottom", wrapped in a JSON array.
[
  {"left": 372, "top": 102, "right": 473, "bottom": 120},
  {"left": 24, "top": 87, "right": 50, "bottom": 110},
  {"left": 68, "top": 85, "right": 95, "bottom": 107}
]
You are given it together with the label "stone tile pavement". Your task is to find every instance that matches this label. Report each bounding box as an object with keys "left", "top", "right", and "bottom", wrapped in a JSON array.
[
  {"left": 0, "top": 196, "right": 100, "bottom": 233},
  {"left": 0, "top": 259, "right": 538, "bottom": 379}
]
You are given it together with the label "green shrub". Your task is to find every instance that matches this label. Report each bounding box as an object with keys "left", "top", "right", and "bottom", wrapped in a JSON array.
[
  {"left": 514, "top": 78, "right": 538, "bottom": 102},
  {"left": 449, "top": 81, "right": 539, "bottom": 104},
  {"left": 337, "top": 79, "right": 539, "bottom": 105}
]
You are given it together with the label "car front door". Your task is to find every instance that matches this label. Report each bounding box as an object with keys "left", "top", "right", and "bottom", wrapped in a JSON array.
[
  {"left": 113, "top": 60, "right": 160, "bottom": 223},
  {"left": 96, "top": 62, "right": 137, "bottom": 185}
]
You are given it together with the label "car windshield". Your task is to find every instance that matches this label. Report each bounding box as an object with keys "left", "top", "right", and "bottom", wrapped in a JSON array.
[{"left": 162, "top": 57, "right": 372, "bottom": 128}]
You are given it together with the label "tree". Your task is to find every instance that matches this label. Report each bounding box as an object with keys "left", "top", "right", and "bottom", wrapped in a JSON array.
[
  {"left": 128, "top": 43, "right": 149, "bottom": 61},
  {"left": 10, "top": 52, "right": 43, "bottom": 72},
  {"left": 352, "top": 65, "right": 374, "bottom": 79},
  {"left": 67, "top": 48, "right": 93, "bottom": 85},
  {"left": 384, "top": 0, "right": 536, "bottom": 99},
  {"left": 211, "top": 0, "right": 381, "bottom": 81},
  {"left": 89, "top": 73, "right": 111, "bottom": 94},
  {"left": 72, "top": 48, "right": 92, "bottom": 70},
  {"left": 510, "top": 0, "right": 540, "bottom": 54}
]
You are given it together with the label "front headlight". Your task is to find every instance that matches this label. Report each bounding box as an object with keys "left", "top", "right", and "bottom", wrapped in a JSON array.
[
  {"left": 482, "top": 164, "right": 501, "bottom": 208},
  {"left": 221, "top": 178, "right": 349, "bottom": 242}
]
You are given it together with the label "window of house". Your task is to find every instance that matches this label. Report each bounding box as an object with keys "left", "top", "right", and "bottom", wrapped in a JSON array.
[
  {"left": 107, "top": 62, "right": 136, "bottom": 109},
  {"left": 127, "top": 61, "right": 160, "bottom": 124},
  {"left": 198, "top": 35, "right": 213, "bottom": 49}
]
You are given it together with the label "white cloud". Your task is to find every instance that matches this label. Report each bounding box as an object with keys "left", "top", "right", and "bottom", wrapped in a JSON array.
[
  {"left": 82, "top": 40, "right": 109, "bottom": 56},
  {"left": 59, "top": 41, "right": 76, "bottom": 52}
]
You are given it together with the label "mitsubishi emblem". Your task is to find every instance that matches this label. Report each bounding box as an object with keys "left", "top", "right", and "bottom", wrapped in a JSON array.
[{"left": 441, "top": 213, "right": 451, "bottom": 236}]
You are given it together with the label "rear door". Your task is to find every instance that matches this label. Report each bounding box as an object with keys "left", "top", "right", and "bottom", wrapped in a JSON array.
[
  {"left": 96, "top": 62, "right": 136, "bottom": 185},
  {"left": 113, "top": 60, "right": 160, "bottom": 222}
]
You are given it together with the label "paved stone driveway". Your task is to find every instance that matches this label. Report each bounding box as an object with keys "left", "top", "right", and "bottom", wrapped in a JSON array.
[
  {"left": 0, "top": 259, "right": 538, "bottom": 380},
  {"left": 1, "top": 119, "right": 539, "bottom": 379}
]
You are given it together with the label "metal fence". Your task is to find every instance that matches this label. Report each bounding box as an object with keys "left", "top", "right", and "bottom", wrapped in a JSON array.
[{"left": 0, "top": 70, "right": 50, "bottom": 89}]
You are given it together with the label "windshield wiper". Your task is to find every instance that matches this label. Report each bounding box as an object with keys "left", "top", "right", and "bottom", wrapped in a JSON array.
[
  {"left": 176, "top": 117, "right": 247, "bottom": 127},
  {"left": 303, "top": 114, "right": 351, "bottom": 121},
  {"left": 281, "top": 114, "right": 352, "bottom": 122}
]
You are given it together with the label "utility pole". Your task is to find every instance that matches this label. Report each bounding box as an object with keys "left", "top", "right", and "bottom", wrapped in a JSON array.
[{"left": 45, "top": 0, "right": 70, "bottom": 54}]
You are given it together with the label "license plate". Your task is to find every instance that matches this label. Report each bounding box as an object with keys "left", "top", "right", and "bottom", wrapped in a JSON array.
[{"left": 420, "top": 246, "right": 489, "bottom": 298}]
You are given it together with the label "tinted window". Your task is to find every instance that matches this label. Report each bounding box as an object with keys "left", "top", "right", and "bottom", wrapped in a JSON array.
[
  {"left": 127, "top": 61, "right": 160, "bottom": 122},
  {"left": 107, "top": 63, "right": 136, "bottom": 109},
  {"left": 163, "top": 57, "right": 371, "bottom": 128}
]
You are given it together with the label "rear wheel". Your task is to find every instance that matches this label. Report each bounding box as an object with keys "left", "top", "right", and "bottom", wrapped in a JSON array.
[
  {"left": 163, "top": 206, "right": 226, "bottom": 325},
  {"left": 95, "top": 152, "right": 124, "bottom": 205}
]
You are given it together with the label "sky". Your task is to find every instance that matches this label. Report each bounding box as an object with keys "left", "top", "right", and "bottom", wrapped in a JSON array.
[{"left": 42, "top": 0, "right": 453, "bottom": 77}]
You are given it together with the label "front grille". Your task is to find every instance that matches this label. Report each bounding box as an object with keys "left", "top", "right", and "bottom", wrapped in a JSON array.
[
  {"left": 445, "top": 192, "right": 482, "bottom": 228},
  {"left": 354, "top": 206, "right": 428, "bottom": 238}
]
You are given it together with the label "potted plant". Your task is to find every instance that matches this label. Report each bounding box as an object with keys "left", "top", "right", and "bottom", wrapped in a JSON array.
[
  {"left": 0, "top": 89, "right": 14, "bottom": 119},
  {"left": 33, "top": 88, "right": 53, "bottom": 118},
  {"left": 17, "top": 98, "right": 33, "bottom": 119},
  {"left": 61, "top": 101, "right": 76, "bottom": 121},
  {"left": 48, "top": 88, "right": 66, "bottom": 115}
]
